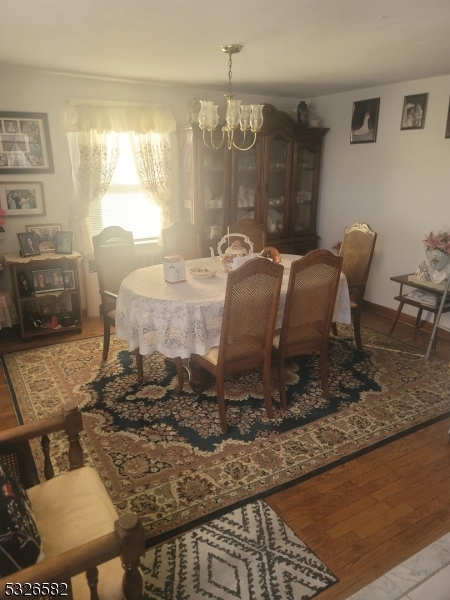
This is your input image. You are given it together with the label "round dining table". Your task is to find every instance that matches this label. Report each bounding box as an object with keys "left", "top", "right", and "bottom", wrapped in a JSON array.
[{"left": 115, "top": 254, "right": 351, "bottom": 363}]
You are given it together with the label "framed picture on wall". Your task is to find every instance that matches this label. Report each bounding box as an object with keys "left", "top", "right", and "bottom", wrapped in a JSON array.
[
  {"left": 0, "top": 112, "right": 54, "bottom": 173},
  {"left": 0, "top": 181, "right": 46, "bottom": 216},
  {"left": 350, "top": 98, "right": 380, "bottom": 144},
  {"left": 400, "top": 94, "right": 428, "bottom": 130},
  {"left": 25, "top": 223, "right": 61, "bottom": 253},
  {"left": 446, "top": 99, "right": 450, "bottom": 138}
]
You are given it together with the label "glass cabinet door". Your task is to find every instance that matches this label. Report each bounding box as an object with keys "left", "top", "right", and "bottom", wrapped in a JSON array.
[
  {"left": 267, "top": 137, "right": 289, "bottom": 238},
  {"left": 293, "top": 148, "right": 315, "bottom": 233},
  {"left": 232, "top": 146, "right": 257, "bottom": 224},
  {"left": 202, "top": 145, "right": 226, "bottom": 241}
]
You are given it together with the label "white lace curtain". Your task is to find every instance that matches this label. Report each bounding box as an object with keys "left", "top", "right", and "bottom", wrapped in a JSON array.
[{"left": 66, "top": 102, "right": 176, "bottom": 254}]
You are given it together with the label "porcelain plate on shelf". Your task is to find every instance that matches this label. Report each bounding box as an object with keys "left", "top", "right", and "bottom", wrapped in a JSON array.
[{"left": 189, "top": 267, "right": 217, "bottom": 278}]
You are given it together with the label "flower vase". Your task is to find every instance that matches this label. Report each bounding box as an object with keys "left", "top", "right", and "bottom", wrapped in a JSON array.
[{"left": 426, "top": 248, "right": 450, "bottom": 284}]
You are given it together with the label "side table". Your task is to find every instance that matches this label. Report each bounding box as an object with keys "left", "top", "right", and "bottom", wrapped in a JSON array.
[{"left": 389, "top": 273, "right": 450, "bottom": 352}]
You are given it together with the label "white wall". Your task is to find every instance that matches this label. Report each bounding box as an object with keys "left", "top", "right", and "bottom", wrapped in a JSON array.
[{"left": 310, "top": 74, "right": 450, "bottom": 329}]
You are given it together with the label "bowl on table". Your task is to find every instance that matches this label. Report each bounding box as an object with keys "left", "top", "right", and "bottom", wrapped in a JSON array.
[{"left": 189, "top": 266, "right": 217, "bottom": 279}]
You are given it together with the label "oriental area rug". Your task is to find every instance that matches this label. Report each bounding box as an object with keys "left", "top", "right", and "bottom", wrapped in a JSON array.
[{"left": 2, "top": 326, "right": 450, "bottom": 548}]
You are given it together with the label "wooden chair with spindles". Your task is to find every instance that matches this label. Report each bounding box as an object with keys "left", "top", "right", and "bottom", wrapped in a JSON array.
[{"left": 0, "top": 402, "right": 146, "bottom": 600}]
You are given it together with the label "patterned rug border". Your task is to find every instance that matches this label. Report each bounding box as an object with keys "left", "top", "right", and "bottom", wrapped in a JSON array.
[{"left": 2, "top": 327, "right": 450, "bottom": 548}]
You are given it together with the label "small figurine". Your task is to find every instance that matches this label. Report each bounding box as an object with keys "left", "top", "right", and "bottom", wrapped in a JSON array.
[
  {"left": 297, "top": 101, "right": 309, "bottom": 127},
  {"left": 415, "top": 261, "right": 430, "bottom": 281}
]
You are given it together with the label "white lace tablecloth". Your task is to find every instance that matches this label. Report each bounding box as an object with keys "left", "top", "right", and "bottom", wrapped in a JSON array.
[{"left": 115, "top": 255, "right": 351, "bottom": 359}]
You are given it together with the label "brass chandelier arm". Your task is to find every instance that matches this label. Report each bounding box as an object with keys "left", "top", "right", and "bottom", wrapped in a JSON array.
[
  {"left": 231, "top": 130, "right": 258, "bottom": 151},
  {"left": 202, "top": 128, "right": 225, "bottom": 150}
]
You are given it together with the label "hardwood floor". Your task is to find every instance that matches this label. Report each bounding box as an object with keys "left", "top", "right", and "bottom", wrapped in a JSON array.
[{"left": 1, "top": 309, "right": 450, "bottom": 599}]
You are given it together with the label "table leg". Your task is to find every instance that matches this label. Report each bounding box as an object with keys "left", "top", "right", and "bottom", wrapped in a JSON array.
[
  {"left": 414, "top": 307, "right": 424, "bottom": 329},
  {"left": 164, "top": 356, "right": 188, "bottom": 395},
  {"left": 389, "top": 301, "right": 404, "bottom": 336}
]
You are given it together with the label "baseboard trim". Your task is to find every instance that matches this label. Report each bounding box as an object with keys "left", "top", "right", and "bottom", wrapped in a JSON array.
[{"left": 363, "top": 300, "right": 450, "bottom": 341}]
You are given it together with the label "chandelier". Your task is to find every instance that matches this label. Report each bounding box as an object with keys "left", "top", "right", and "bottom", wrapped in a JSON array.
[{"left": 198, "top": 45, "right": 264, "bottom": 152}]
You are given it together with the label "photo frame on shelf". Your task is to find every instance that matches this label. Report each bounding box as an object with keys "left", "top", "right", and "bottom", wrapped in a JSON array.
[
  {"left": 32, "top": 268, "right": 64, "bottom": 294},
  {"left": 0, "top": 112, "right": 54, "bottom": 173},
  {"left": 25, "top": 223, "right": 61, "bottom": 253},
  {"left": 401, "top": 93, "right": 428, "bottom": 130},
  {"left": 0, "top": 181, "right": 45, "bottom": 216},
  {"left": 350, "top": 98, "right": 380, "bottom": 144},
  {"left": 17, "top": 271, "right": 33, "bottom": 297},
  {"left": 63, "top": 270, "right": 76, "bottom": 290},
  {"left": 17, "top": 232, "right": 41, "bottom": 257},
  {"left": 54, "top": 231, "right": 73, "bottom": 254},
  {"left": 446, "top": 99, "right": 450, "bottom": 139}
]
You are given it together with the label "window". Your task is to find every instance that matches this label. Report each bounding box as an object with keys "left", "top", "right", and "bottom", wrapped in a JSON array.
[{"left": 88, "top": 133, "right": 162, "bottom": 240}]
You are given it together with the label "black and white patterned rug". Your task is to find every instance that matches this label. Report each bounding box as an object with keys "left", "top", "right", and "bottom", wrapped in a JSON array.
[{"left": 141, "top": 500, "right": 337, "bottom": 600}]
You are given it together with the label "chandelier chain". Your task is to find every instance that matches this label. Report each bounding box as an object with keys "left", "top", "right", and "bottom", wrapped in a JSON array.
[{"left": 227, "top": 53, "right": 233, "bottom": 97}]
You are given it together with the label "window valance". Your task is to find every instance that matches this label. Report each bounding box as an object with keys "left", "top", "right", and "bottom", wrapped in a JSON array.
[{"left": 65, "top": 102, "right": 176, "bottom": 134}]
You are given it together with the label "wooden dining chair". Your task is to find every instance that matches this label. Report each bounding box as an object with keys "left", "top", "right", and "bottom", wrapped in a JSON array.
[
  {"left": 331, "top": 222, "right": 377, "bottom": 350},
  {"left": 162, "top": 220, "right": 202, "bottom": 259},
  {"left": 92, "top": 226, "right": 143, "bottom": 382},
  {"left": 274, "top": 249, "right": 343, "bottom": 409},
  {"left": 229, "top": 218, "right": 266, "bottom": 252},
  {"left": 189, "top": 257, "right": 284, "bottom": 434}
]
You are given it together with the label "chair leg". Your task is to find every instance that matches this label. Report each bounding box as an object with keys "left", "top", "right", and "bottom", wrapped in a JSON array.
[
  {"left": 331, "top": 322, "right": 338, "bottom": 336},
  {"left": 319, "top": 350, "right": 330, "bottom": 399},
  {"left": 216, "top": 377, "right": 228, "bottom": 434},
  {"left": 103, "top": 322, "right": 111, "bottom": 361},
  {"left": 262, "top": 364, "right": 274, "bottom": 419},
  {"left": 174, "top": 357, "right": 184, "bottom": 395},
  {"left": 353, "top": 307, "right": 363, "bottom": 350},
  {"left": 135, "top": 349, "right": 143, "bottom": 384},
  {"left": 277, "top": 355, "right": 288, "bottom": 410}
]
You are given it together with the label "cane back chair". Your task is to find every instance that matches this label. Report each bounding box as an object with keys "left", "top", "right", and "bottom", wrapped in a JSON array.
[
  {"left": 332, "top": 222, "right": 377, "bottom": 350},
  {"left": 92, "top": 226, "right": 143, "bottom": 382},
  {"left": 229, "top": 218, "right": 266, "bottom": 253},
  {"left": 274, "top": 249, "right": 343, "bottom": 408},
  {"left": 161, "top": 220, "right": 202, "bottom": 259},
  {"left": 190, "top": 257, "right": 284, "bottom": 434}
]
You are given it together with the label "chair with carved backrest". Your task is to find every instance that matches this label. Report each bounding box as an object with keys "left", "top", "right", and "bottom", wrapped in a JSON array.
[
  {"left": 331, "top": 222, "right": 377, "bottom": 350},
  {"left": 92, "top": 226, "right": 143, "bottom": 383},
  {"left": 229, "top": 218, "right": 266, "bottom": 253},
  {"left": 189, "top": 257, "right": 283, "bottom": 434},
  {"left": 0, "top": 402, "right": 145, "bottom": 599},
  {"left": 274, "top": 249, "right": 343, "bottom": 409},
  {"left": 161, "top": 220, "right": 202, "bottom": 259}
]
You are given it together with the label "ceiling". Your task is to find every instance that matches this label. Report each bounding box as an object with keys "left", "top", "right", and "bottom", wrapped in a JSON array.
[{"left": 2, "top": 0, "right": 450, "bottom": 99}]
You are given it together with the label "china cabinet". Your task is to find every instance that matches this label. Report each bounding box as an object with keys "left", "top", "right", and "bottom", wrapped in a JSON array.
[
  {"left": 4, "top": 251, "right": 83, "bottom": 340},
  {"left": 178, "top": 104, "right": 328, "bottom": 255}
]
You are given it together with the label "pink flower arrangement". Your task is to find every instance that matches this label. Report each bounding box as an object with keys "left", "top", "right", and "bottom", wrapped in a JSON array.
[
  {"left": 423, "top": 229, "right": 450, "bottom": 254},
  {"left": 0, "top": 207, "right": 5, "bottom": 233}
]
